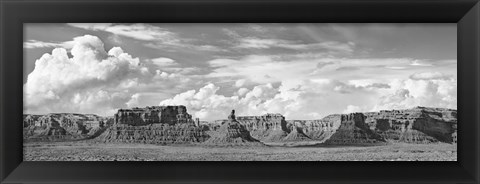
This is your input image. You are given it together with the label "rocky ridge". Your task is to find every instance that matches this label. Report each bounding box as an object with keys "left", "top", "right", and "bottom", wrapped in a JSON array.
[
  {"left": 99, "top": 105, "right": 209, "bottom": 144},
  {"left": 235, "top": 113, "right": 290, "bottom": 142},
  {"left": 322, "top": 113, "right": 385, "bottom": 145},
  {"left": 203, "top": 110, "right": 263, "bottom": 146},
  {"left": 23, "top": 113, "right": 109, "bottom": 141},
  {"left": 23, "top": 106, "right": 457, "bottom": 145},
  {"left": 364, "top": 106, "right": 457, "bottom": 143},
  {"left": 287, "top": 114, "right": 342, "bottom": 142}
]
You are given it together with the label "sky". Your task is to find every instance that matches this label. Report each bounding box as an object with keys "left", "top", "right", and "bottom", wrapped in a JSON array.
[{"left": 23, "top": 23, "right": 457, "bottom": 120}]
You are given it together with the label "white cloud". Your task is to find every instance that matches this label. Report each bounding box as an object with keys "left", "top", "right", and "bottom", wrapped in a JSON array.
[
  {"left": 236, "top": 88, "right": 249, "bottom": 96},
  {"left": 234, "top": 79, "right": 246, "bottom": 87},
  {"left": 69, "top": 90, "right": 131, "bottom": 116},
  {"left": 160, "top": 80, "right": 381, "bottom": 121},
  {"left": 222, "top": 26, "right": 355, "bottom": 55},
  {"left": 236, "top": 38, "right": 286, "bottom": 49},
  {"left": 126, "top": 93, "right": 142, "bottom": 108},
  {"left": 69, "top": 23, "right": 226, "bottom": 52},
  {"left": 23, "top": 40, "right": 74, "bottom": 49},
  {"left": 372, "top": 74, "right": 457, "bottom": 111},
  {"left": 24, "top": 35, "right": 156, "bottom": 115},
  {"left": 207, "top": 55, "right": 319, "bottom": 84},
  {"left": 160, "top": 70, "right": 456, "bottom": 121},
  {"left": 66, "top": 23, "right": 113, "bottom": 31},
  {"left": 150, "top": 57, "right": 178, "bottom": 67},
  {"left": 343, "top": 105, "right": 365, "bottom": 113},
  {"left": 410, "top": 60, "right": 433, "bottom": 66},
  {"left": 26, "top": 24, "right": 457, "bottom": 119},
  {"left": 235, "top": 37, "right": 355, "bottom": 54},
  {"left": 194, "top": 45, "right": 227, "bottom": 52},
  {"left": 207, "top": 54, "right": 457, "bottom": 87},
  {"left": 68, "top": 23, "right": 178, "bottom": 42},
  {"left": 347, "top": 79, "right": 390, "bottom": 89},
  {"left": 410, "top": 72, "right": 452, "bottom": 80},
  {"left": 160, "top": 83, "right": 275, "bottom": 121},
  {"left": 154, "top": 50, "right": 457, "bottom": 121}
]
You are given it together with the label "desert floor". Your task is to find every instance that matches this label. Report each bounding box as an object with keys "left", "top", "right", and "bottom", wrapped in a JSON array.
[{"left": 23, "top": 141, "right": 457, "bottom": 161}]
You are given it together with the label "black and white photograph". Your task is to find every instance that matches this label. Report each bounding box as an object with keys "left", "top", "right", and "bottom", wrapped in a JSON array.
[{"left": 22, "top": 23, "right": 457, "bottom": 161}]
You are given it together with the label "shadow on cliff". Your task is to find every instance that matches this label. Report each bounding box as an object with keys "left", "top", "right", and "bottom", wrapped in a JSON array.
[
  {"left": 82, "top": 126, "right": 109, "bottom": 140},
  {"left": 317, "top": 113, "right": 386, "bottom": 147}
]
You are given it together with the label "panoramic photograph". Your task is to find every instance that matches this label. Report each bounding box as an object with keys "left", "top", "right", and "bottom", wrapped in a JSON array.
[{"left": 23, "top": 23, "right": 457, "bottom": 161}]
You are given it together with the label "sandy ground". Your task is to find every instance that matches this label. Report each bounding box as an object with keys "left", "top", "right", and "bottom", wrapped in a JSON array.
[{"left": 23, "top": 141, "right": 456, "bottom": 161}]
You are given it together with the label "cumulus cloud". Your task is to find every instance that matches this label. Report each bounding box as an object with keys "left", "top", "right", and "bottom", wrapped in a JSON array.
[
  {"left": 126, "top": 93, "right": 142, "bottom": 108},
  {"left": 235, "top": 79, "right": 246, "bottom": 87},
  {"left": 236, "top": 88, "right": 250, "bottom": 96},
  {"left": 24, "top": 35, "right": 155, "bottom": 115},
  {"left": 160, "top": 83, "right": 241, "bottom": 120},
  {"left": 343, "top": 105, "right": 365, "bottom": 113},
  {"left": 205, "top": 55, "right": 456, "bottom": 119},
  {"left": 160, "top": 70, "right": 456, "bottom": 121},
  {"left": 160, "top": 83, "right": 274, "bottom": 121},
  {"left": 159, "top": 79, "right": 384, "bottom": 121},
  {"left": 25, "top": 24, "right": 457, "bottom": 119},
  {"left": 372, "top": 74, "right": 457, "bottom": 111}
]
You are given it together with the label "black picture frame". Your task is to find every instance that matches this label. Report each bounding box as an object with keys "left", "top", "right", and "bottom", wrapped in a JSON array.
[{"left": 1, "top": 0, "right": 479, "bottom": 183}]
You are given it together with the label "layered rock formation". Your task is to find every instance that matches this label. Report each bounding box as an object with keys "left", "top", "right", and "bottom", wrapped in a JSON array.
[
  {"left": 364, "top": 106, "right": 457, "bottom": 143},
  {"left": 23, "top": 114, "right": 41, "bottom": 127},
  {"left": 98, "top": 123, "right": 209, "bottom": 144},
  {"left": 23, "top": 106, "right": 457, "bottom": 145},
  {"left": 280, "top": 107, "right": 457, "bottom": 144},
  {"left": 235, "top": 113, "right": 290, "bottom": 142},
  {"left": 23, "top": 113, "right": 109, "bottom": 141},
  {"left": 323, "top": 113, "right": 385, "bottom": 145},
  {"left": 228, "top": 107, "right": 455, "bottom": 145},
  {"left": 288, "top": 114, "right": 342, "bottom": 142},
  {"left": 203, "top": 110, "right": 263, "bottom": 146},
  {"left": 115, "top": 106, "right": 191, "bottom": 126},
  {"left": 234, "top": 112, "right": 382, "bottom": 144},
  {"left": 283, "top": 125, "right": 312, "bottom": 142},
  {"left": 99, "top": 106, "right": 209, "bottom": 144}
]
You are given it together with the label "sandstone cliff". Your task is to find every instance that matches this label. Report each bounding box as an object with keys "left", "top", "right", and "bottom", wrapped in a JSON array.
[
  {"left": 280, "top": 107, "right": 456, "bottom": 144},
  {"left": 288, "top": 114, "right": 342, "bottom": 142},
  {"left": 203, "top": 110, "right": 263, "bottom": 146},
  {"left": 323, "top": 113, "right": 385, "bottom": 145},
  {"left": 99, "top": 106, "right": 209, "bottom": 144},
  {"left": 23, "top": 106, "right": 457, "bottom": 145},
  {"left": 23, "top": 114, "right": 41, "bottom": 127},
  {"left": 232, "top": 112, "right": 380, "bottom": 144},
  {"left": 235, "top": 113, "right": 290, "bottom": 142},
  {"left": 115, "top": 106, "right": 192, "bottom": 126},
  {"left": 364, "top": 106, "right": 457, "bottom": 143},
  {"left": 23, "top": 113, "right": 109, "bottom": 141},
  {"left": 283, "top": 126, "right": 312, "bottom": 142},
  {"left": 98, "top": 123, "right": 209, "bottom": 144}
]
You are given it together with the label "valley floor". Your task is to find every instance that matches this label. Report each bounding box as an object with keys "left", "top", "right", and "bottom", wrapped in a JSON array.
[{"left": 23, "top": 141, "right": 456, "bottom": 161}]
